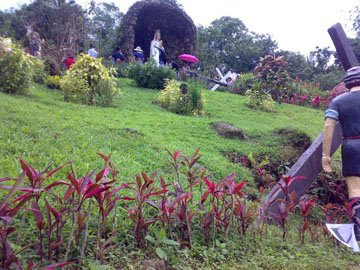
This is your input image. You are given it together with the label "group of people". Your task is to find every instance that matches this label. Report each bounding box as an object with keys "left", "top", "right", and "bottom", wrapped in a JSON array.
[{"left": 62, "top": 29, "right": 168, "bottom": 70}]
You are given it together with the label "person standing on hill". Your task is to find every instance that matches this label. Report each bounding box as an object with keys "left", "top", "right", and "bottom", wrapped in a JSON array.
[{"left": 88, "top": 44, "right": 98, "bottom": 59}]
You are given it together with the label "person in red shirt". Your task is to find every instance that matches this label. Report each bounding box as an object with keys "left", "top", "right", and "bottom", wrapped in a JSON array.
[{"left": 64, "top": 54, "right": 76, "bottom": 70}]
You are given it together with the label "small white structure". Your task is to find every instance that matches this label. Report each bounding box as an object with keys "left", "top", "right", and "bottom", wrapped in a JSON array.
[{"left": 210, "top": 67, "right": 238, "bottom": 91}]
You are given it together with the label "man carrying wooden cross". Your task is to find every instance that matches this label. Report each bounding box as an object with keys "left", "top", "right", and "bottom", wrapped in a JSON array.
[{"left": 323, "top": 66, "right": 360, "bottom": 240}]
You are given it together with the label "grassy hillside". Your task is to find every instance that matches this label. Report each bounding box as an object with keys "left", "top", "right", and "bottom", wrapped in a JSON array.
[{"left": 0, "top": 78, "right": 323, "bottom": 183}]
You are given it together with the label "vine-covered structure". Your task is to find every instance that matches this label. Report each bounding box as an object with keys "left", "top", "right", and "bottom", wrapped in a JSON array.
[{"left": 119, "top": 0, "right": 197, "bottom": 62}]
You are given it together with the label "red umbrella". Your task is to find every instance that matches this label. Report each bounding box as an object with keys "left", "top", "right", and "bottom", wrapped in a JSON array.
[{"left": 178, "top": 54, "right": 199, "bottom": 63}]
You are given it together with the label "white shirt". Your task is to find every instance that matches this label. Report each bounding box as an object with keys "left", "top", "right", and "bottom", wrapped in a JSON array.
[{"left": 88, "top": 48, "right": 98, "bottom": 59}]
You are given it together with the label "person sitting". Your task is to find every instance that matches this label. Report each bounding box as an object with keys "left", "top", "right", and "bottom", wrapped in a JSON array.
[
  {"left": 88, "top": 44, "right": 98, "bottom": 59},
  {"left": 64, "top": 54, "right": 76, "bottom": 70},
  {"left": 133, "top": 46, "right": 144, "bottom": 63},
  {"left": 111, "top": 47, "right": 125, "bottom": 63}
]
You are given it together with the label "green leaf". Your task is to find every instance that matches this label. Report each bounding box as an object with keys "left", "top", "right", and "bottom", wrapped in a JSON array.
[
  {"left": 145, "top": 235, "right": 156, "bottom": 244},
  {"left": 161, "top": 238, "right": 179, "bottom": 246},
  {"left": 156, "top": 247, "right": 167, "bottom": 260},
  {"left": 157, "top": 228, "right": 166, "bottom": 240}
]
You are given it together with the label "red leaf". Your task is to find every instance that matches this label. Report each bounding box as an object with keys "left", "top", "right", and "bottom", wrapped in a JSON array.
[
  {"left": 6, "top": 226, "right": 16, "bottom": 236},
  {"left": 45, "top": 181, "right": 70, "bottom": 191},
  {"left": 45, "top": 200, "right": 61, "bottom": 220},
  {"left": 64, "top": 188, "right": 76, "bottom": 201},
  {"left": 0, "top": 216, "right": 13, "bottom": 224},
  {"left": 97, "top": 152, "right": 110, "bottom": 162},
  {"left": 149, "top": 189, "right": 168, "bottom": 197},
  {"left": 96, "top": 167, "right": 110, "bottom": 183},
  {"left": 0, "top": 186, "right": 43, "bottom": 193},
  {"left": 12, "top": 193, "right": 35, "bottom": 204},
  {"left": 174, "top": 150, "right": 182, "bottom": 161},
  {"left": 46, "top": 162, "right": 69, "bottom": 179},
  {"left": 203, "top": 177, "right": 216, "bottom": 193},
  {"left": 30, "top": 201, "right": 44, "bottom": 229},
  {"left": 168, "top": 193, "right": 190, "bottom": 214},
  {"left": 20, "top": 160, "right": 37, "bottom": 184},
  {"left": 119, "top": 196, "right": 135, "bottom": 201},
  {"left": 201, "top": 190, "right": 211, "bottom": 203},
  {"left": 235, "top": 182, "right": 246, "bottom": 193},
  {"left": 67, "top": 173, "right": 80, "bottom": 194},
  {"left": 45, "top": 261, "right": 76, "bottom": 270},
  {"left": 0, "top": 177, "right": 17, "bottom": 183},
  {"left": 84, "top": 187, "right": 110, "bottom": 199}
]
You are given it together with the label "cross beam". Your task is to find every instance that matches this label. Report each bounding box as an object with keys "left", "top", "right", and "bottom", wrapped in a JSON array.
[{"left": 261, "top": 23, "right": 358, "bottom": 216}]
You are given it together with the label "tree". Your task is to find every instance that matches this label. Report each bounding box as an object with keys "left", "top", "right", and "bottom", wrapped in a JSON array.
[
  {"left": 197, "top": 16, "right": 277, "bottom": 74},
  {"left": 87, "top": 1, "right": 123, "bottom": 57},
  {"left": 276, "top": 50, "right": 313, "bottom": 81},
  {"left": 3, "top": 0, "right": 87, "bottom": 62}
]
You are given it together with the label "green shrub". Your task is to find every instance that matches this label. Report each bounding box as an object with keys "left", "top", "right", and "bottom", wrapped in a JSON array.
[
  {"left": 44, "top": 75, "right": 61, "bottom": 89},
  {"left": 60, "top": 54, "right": 119, "bottom": 106},
  {"left": 103, "top": 60, "right": 130, "bottom": 78},
  {"left": 245, "top": 82, "right": 275, "bottom": 112},
  {"left": 0, "top": 37, "right": 33, "bottom": 95},
  {"left": 231, "top": 72, "right": 257, "bottom": 95},
  {"left": 29, "top": 56, "right": 46, "bottom": 83},
  {"left": 127, "top": 60, "right": 176, "bottom": 89},
  {"left": 158, "top": 79, "right": 205, "bottom": 115}
]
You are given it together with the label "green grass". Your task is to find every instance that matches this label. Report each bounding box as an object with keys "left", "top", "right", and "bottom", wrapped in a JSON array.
[
  {"left": 0, "top": 78, "right": 323, "bottom": 184},
  {"left": 1, "top": 79, "right": 358, "bottom": 269}
]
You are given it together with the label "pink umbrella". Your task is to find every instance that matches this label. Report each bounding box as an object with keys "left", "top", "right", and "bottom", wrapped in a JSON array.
[{"left": 178, "top": 54, "right": 199, "bottom": 63}]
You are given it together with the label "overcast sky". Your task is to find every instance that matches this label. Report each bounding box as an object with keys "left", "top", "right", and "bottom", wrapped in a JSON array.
[{"left": 1, "top": 0, "right": 358, "bottom": 56}]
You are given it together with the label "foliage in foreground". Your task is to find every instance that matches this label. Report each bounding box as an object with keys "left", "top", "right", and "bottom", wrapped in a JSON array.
[
  {"left": 245, "top": 82, "right": 275, "bottom": 112},
  {"left": 0, "top": 37, "right": 33, "bottom": 95},
  {"left": 61, "top": 54, "right": 119, "bottom": 107},
  {"left": 157, "top": 79, "right": 205, "bottom": 115},
  {"left": 0, "top": 149, "right": 358, "bottom": 269},
  {"left": 127, "top": 61, "right": 176, "bottom": 90}
]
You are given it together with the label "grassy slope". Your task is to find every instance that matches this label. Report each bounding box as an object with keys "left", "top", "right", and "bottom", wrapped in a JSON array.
[
  {"left": 2, "top": 79, "right": 360, "bottom": 269},
  {"left": 0, "top": 78, "right": 323, "bottom": 183}
]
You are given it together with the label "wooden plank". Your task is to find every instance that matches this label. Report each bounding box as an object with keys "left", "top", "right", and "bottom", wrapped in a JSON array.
[
  {"left": 328, "top": 23, "right": 359, "bottom": 70},
  {"left": 261, "top": 123, "right": 343, "bottom": 215}
]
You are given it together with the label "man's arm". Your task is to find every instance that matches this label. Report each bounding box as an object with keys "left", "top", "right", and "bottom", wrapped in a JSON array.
[{"left": 322, "top": 118, "right": 337, "bottom": 172}]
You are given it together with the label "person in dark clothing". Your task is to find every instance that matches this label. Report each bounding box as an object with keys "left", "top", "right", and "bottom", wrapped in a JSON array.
[{"left": 112, "top": 48, "right": 125, "bottom": 63}]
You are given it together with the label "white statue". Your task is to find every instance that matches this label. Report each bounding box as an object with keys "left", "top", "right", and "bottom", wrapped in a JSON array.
[{"left": 150, "top": 30, "right": 166, "bottom": 67}]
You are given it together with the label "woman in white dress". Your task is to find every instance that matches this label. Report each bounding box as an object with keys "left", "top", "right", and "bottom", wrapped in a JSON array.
[{"left": 150, "top": 30, "right": 165, "bottom": 67}]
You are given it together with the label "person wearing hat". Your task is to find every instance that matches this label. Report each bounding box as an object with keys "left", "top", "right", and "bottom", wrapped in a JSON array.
[
  {"left": 322, "top": 66, "right": 360, "bottom": 240},
  {"left": 133, "top": 46, "right": 144, "bottom": 63}
]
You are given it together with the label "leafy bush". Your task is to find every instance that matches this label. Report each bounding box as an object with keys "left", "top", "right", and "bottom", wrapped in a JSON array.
[
  {"left": 254, "top": 55, "right": 291, "bottom": 101},
  {"left": 0, "top": 37, "right": 33, "bottom": 95},
  {"left": 44, "top": 75, "right": 61, "bottom": 89},
  {"left": 104, "top": 60, "right": 130, "bottom": 78},
  {"left": 127, "top": 60, "right": 176, "bottom": 89},
  {"left": 245, "top": 82, "right": 275, "bottom": 112},
  {"left": 60, "top": 54, "right": 119, "bottom": 106},
  {"left": 29, "top": 56, "right": 46, "bottom": 83},
  {"left": 231, "top": 72, "right": 257, "bottom": 95},
  {"left": 158, "top": 79, "right": 205, "bottom": 115}
]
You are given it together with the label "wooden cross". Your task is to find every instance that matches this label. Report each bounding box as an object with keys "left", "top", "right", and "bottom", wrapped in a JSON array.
[
  {"left": 261, "top": 23, "right": 359, "bottom": 215},
  {"left": 210, "top": 68, "right": 236, "bottom": 91}
]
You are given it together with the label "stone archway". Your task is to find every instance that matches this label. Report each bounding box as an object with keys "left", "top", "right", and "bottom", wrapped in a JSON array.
[{"left": 119, "top": 0, "right": 197, "bottom": 62}]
